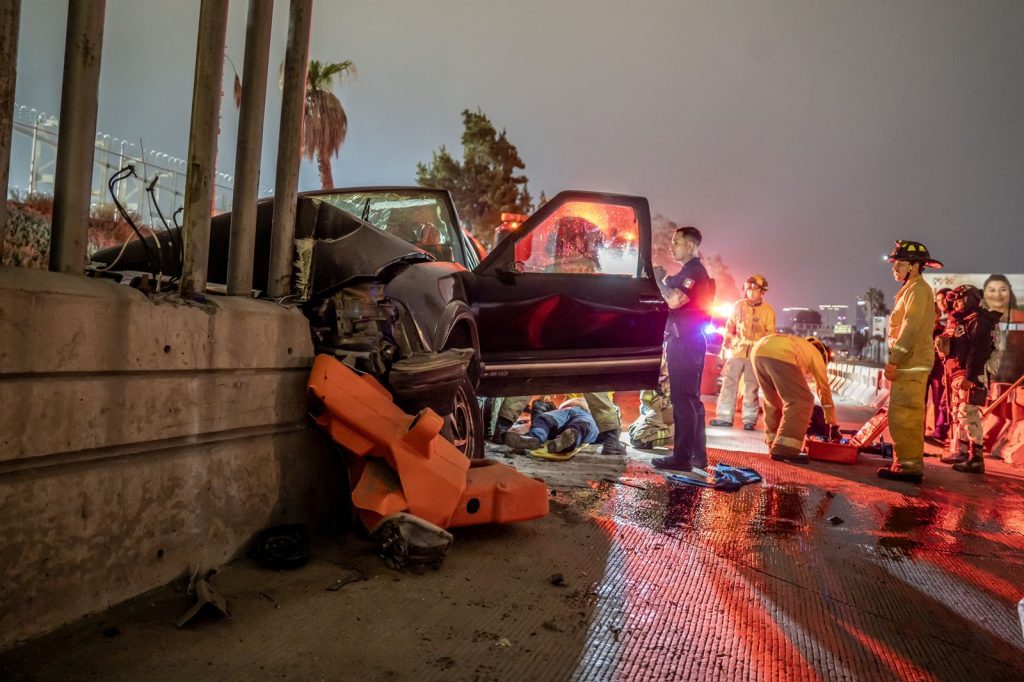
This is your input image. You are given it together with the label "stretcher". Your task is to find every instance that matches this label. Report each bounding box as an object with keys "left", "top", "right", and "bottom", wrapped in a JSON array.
[
  {"left": 528, "top": 444, "right": 588, "bottom": 461},
  {"left": 307, "top": 354, "right": 549, "bottom": 530},
  {"left": 803, "top": 407, "right": 890, "bottom": 464}
]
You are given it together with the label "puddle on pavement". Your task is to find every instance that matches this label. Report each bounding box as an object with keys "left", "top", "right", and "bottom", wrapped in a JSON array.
[
  {"left": 874, "top": 535, "right": 922, "bottom": 560},
  {"left": 749, "top": 484, "right": 809, "bottom": 536},
  {"left": 882, "top": 503, "right": 938, "bottom": 532}
]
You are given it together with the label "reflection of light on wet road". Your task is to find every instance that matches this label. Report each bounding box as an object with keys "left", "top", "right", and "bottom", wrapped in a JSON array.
[{"left": 570, "top": 444, "right": 1024, "bottom": 679}]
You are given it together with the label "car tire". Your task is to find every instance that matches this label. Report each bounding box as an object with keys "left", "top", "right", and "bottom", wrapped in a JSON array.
[{"left": 441, "top": 374, "right": 485, "bottom": 460}]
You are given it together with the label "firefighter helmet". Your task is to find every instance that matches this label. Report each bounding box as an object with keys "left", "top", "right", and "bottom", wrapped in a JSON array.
[
  {"left": 946, "top": 284, "right": 983, "bottom": 310},
  {"left": 887, "top": 240, "right": 943, "bottom": 268},
  {"left": 745, "top": 274, "right": 768, "bottom": 291},
  {"left": 805, "top": 337, "right": 832, "bottom": 364}
]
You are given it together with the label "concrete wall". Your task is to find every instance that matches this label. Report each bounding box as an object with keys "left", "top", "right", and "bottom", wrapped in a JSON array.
[{"left": 0, "top": 267, "right": 341, "bottom": 651}]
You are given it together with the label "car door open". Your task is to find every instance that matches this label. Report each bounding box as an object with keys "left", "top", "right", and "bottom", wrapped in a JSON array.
[{"left": 469, "top": 191, "right": 668, "bottom": 396}]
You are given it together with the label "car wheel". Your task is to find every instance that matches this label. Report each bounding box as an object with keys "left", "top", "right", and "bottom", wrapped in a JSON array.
[{"left": 442, "top": 374, "right": 485, "bottom": 460}]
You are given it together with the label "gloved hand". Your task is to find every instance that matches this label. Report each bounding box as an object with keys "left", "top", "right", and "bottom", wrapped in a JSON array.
[
  {"left": 951, "top": 376, "right": 974, "bottom": 395},
  {"left": 827, "top": 423, "right": 842, "bottom": 442},
  {"left": 884, "top": 363, "right": 897, "bottom": 381}
]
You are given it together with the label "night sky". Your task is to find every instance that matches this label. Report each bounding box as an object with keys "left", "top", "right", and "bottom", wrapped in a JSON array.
[{"left": 13, "top": 0, "right": 1024, "bottom": 312}]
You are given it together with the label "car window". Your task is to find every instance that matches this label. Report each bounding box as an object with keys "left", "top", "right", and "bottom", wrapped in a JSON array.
[
  {"left": 317, "top": 191, "right": 464, "bottom": 264},
  {"left": 514, "top": 201, "right": 640, "bottom": 276}
]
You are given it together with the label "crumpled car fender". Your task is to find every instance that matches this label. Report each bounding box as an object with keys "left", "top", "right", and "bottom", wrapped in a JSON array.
[{"left": 384, "top": 262, "right": 476, "bottom": 354}]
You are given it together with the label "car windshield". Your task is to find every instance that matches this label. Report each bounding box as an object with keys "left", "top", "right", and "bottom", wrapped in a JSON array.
[{"left": 317, "top": 190, "right": 463, "bottom": 264}]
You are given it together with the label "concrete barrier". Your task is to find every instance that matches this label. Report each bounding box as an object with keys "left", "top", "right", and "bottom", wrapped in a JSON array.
[
  {"left": 0, "top": 268, "right": 341, "bottom": 651},
  {"left": 828, "top": 361, "right": 887, "bottom": 407}
]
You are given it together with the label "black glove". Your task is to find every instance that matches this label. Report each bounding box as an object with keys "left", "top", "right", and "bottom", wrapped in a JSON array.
[{"left": 828, "top": 423, "right": 841, "bottom": 442}]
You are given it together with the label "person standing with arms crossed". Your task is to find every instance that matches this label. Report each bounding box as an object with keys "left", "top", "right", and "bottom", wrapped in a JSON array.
[
  {"left": 652, "top": 227, "right": 716, "bottom": 472},
  {"left": 879, "top": 240, "right": 941, "bottom": 483}
]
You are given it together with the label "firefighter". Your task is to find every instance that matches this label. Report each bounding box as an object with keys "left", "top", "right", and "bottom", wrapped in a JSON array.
[
  {"left": 628, "top": 355, "right": 673, "bottom": 448},
  {"left": 750, "top": 335, "right": 838, "bottom": 460},
  {"left": 651, "top": 226, "right": 716, "bottom": 472},
  {"left": 710, "top": 274, "right": 776, "bottom": 430},
  {"left": 935, "top": 285, "right": 1001, "bottom": 473},
  {"left": 879, "top": 240, "right": 941, "bottom": 483}
]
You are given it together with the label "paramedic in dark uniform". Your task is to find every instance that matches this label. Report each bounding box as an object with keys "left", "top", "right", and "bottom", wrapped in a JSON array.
[{"left": 652, "top": 226, "right": 716, "bottom": 472}]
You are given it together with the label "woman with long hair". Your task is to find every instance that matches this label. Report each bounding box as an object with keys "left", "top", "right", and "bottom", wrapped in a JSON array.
[{"left": 982, "top": 274, "right": 1024, "bottom": 383}]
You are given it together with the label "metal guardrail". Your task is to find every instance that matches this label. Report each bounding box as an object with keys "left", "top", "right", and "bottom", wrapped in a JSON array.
[{"left": 9, "top": 102, "right": 272, "bottom": 218}]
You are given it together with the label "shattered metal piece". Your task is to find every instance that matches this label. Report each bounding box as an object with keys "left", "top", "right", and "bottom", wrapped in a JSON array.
[
  {"left": 176, "top": 569, "right": 231, "bottom": 628},
  {"left": 369, "top": 512, "right": 453, "bottom": 570}
]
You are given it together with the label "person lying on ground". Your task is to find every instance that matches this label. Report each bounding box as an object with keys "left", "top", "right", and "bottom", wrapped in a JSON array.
[{"left": 504, "top": 397, "right": 602, "bottom": 455}]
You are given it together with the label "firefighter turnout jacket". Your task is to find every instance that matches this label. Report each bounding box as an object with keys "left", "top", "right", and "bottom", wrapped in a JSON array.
[
  {"left": 887, "top": 273, "right": 936, "bottom": 376},
  {"left": 725, "top": 300, "right": 776, "bottom": 358},
  {"left": 751, "top": 334, "right": 836, "bottom": 423}
]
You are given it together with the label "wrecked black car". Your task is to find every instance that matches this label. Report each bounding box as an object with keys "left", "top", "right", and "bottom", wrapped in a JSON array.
[{"left": 89, "top": 187, "right": 669, "bottom": 459}]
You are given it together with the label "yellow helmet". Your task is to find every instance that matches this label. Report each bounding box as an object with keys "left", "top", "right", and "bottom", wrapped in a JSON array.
[
  {"left": 805, "top": 336, "right": 832, "bottom": 364},
  {"left": 745, "top": 274, "right": 768, "bottom": 292}
]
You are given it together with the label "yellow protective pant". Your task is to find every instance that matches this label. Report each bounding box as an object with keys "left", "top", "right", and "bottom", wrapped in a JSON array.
[
  {"left": 498, "top": 392, "right": 620, "bottom": 433},
  {"left": 715, "top": 356, "right": 760, "bottom": 425},
  {"left": 751, "top": 356, "right": 812, "bottom": 457},
  {"left": 888, "top": 372, "right": 928, "bottom": 472}
]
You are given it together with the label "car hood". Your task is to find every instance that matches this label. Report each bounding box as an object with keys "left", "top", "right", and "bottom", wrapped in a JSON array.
[
  {"left": 89, "top": 196, "right": 432, "bottom": 298},
  {"left": 294, "top": 197, "right": 434, "bottom": 299}
]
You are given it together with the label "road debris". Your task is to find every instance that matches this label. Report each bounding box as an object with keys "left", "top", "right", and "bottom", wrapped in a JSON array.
[
  {"left": 326, "top": 569, "right": 367, "bottom": 591},
  {"left": 601, "top": 476, "right": 647, "bottom": 490},
  {"left": 176, "top": 568, "right": 230, "bottom": 628}
]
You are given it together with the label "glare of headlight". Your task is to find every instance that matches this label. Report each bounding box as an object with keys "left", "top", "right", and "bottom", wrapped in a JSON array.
[{"left": 712, "top": 302, "right": 734, "bottom": 319}]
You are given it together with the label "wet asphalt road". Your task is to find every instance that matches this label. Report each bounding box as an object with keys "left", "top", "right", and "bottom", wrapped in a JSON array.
[{"left": 3, "top": 400, "right": 1023, "bottom": 681}]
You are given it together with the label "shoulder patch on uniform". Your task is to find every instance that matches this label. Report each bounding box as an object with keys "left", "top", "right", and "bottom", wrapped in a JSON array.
[{"left": 682, "top": 278, "right": 695, "bottom": 290}]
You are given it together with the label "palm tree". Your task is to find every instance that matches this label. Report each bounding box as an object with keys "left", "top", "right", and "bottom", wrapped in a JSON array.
[
  {"left": 861, "top": 287, "right": 890, "bottom": 322},
  {"left": 861, "top": 287, "right": 890, "bottom": 362},
  {"left": 301, "top": 60, "right": 356, "bottom": 189}
]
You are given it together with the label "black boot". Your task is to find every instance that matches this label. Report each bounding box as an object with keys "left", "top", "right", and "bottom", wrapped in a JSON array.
[
  {"left": 505, "top": 431, "right": 542, "bottom": 452},
  {"left": 940, "top": 443, "right": 969, "bottom": 465},
  {"left": 877, "top": 465, "right": 924, "bottom": 483},
  {"left": 492, "top": 416, "right": 514, "bottom": 444},
  {"left": 598, "top": 429, "right": 627, "bottom": 456},
  {"left": 651, "top": 456, "right": 691, "bottom": 472},
  {"left": 952, "top": 444, "right": 985, "bottom": 474}
]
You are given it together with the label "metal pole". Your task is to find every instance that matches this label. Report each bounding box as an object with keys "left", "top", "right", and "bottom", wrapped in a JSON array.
[
  {"left": 0, "top": 0, "right": 20, "bottom": 258},
  {"left": 49, "top": 0, "right": 105, "bottom": 274},
  {"left": 28, "top": 110, "right": 38, "bottom": 194},
  {"left": 267, "top": 0, "right": 311, "bottom": 299},
  {"left": 180, "top": 0, "right": 229, "bottom": 299},
  {"left": 226, "top": 0, "right": 272, "bottom": 295}
]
